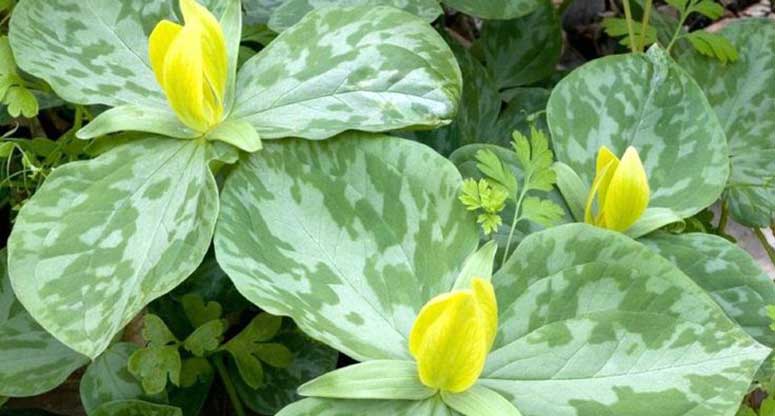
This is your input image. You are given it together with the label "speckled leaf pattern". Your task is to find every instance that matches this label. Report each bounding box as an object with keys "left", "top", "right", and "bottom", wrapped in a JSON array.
[
  {"left": 9, "top": 0, "right": 172, "bottom": 107},
  {"left": 92, "top": 400, "right": 182, "bottom": 416},
  {"left": 80, "top": 343, "right": 159, "bottom": 415},
  {"left": 481, "top": 224, "right": 769, "bottom": 416},
  {"left": 8, "top": 138, "right": 220, "bottom": 359},
  {"left": 680, "top": 19, "right": 775, "bottom": 227},
  {"left": 442, "top": 0, "right": 541, "bottom": 19},
  {"left": 231, "top": 6, "right": 462, "bottom": 140},
  {"left": 215, "top": 133, "right": 478, "bottom": 361},
  {"left": 268, "top": 0, "right": 443, "bottom": 32},
  {"left": 0, "top": 249, "right": 89, "bottom": 397},
  {"left": 243, "top": 0, "right": 286, "bottom": 24},
  {"left": 547, "top": 47, "right": 729, "bottom": 218},
  {"left": 478, "top": 0, "right": 561, "bottom": 90},
  {"left": 277, "top": 396, "right": 453, "bottom": 416},
  {"left": 643, "top": 233, "right": 775, "bottom": 347}
]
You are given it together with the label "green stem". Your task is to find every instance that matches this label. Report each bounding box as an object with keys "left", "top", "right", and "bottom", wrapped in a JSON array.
[
  {"left": 753, "top": 228, "right": 775, "bottom": 267},
  {"left": 500, "top": 190, "right": 528, "bottom": 268},
  {"left": 214, "top": 355, "right": 246, "bottom": 416},
  {"left": 622, "top": 0, "right": 637, "bottom": 53},
  {"left": 666, "top": 9, "right": 690, "bottom": 53},
  {"left": 638, "top": 0, "right": 654, "bottom": 52},
  {"left": 717, "top": 200, "right": 729, "bottom": 234}
]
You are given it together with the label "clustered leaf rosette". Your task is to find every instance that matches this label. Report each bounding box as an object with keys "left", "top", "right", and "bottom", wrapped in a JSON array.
[{"left": 6, "top": 0, "right": 463, "bottom": 360}]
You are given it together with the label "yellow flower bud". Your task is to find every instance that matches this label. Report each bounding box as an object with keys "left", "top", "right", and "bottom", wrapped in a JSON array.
[
  {"left": 409, "top": 277, "right": 497, "bottom": 393},
  {"left": 585, "top": 146, "right": 650, "bottom": 232},
  {"left": 149, "top": 0, "right": 227, "bottom": 133}
]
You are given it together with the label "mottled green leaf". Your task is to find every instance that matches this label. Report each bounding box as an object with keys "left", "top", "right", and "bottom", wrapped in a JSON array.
[
  {"left": 233, "top": 321, "right": 338, "bottom": 415},
  {"left": 142, "top": 314, "right": 179, "bottom": 347},
  {"left": 481, "top": 224, "right": 770, "bottom": 416},
  {"left": 92, "top": 400, "right": 182, "bottom": 416},
  {"left": 128, "top": 346, "right": 181, "bottom": 395},
  {"left": 183, "top": 320, "right": 225, "bottom": 357},
  {"left": 268, "top": 0, "right": 442, "bottom": 32},
  {"left": 478, "top": 0, "right": 561, "bottom": 89},
  {"left": 215, "top": 133, "right": 478, "bottom": 361},
  {"left": 299, "top": 360, "right": 434, "bottom": 400},
  {"left": 277, "top": 396, "right": 453, "bottom": 416},
  {"left": 243, "top": 0, "right": 286, "bottom": 24},
  {"left": 643, "top": 232, "right": 775, "bottom": 347},
  {"left": 0, "top": 249, "right": 88, "bottom": 397},
  {"left": 443, "top": 0, "right": 541, "bottom": 19},
  {"left": 232, "top": 6, "right": 461, "bottom": 140},
  {"left": 547, "top": 47, "right": 729, "bottom": 218},
  {"left": 8, "top": 138, "right": 220, "bottom": 358},
  {"left": 76, "top": 106, "right": 197, "bottom": 140},
  {"left": 80, "top": 343, "right": 162, "bottom": 415},
  {"left": 679, "top": 19, "right": 775, "bottom": 227}
]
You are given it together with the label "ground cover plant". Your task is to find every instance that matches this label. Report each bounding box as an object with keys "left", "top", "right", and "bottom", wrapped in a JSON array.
[{"left": 0, "top": 0, "right": 773, "bottom": 415}]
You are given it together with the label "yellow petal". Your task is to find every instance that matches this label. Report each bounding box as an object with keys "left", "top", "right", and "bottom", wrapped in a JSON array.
[
  {"left": 409, "top": 279, "right": 498, "bottom": 393},
  {"left": 601, "top": 146, "right": 650, "bottom": 231},
  {"left": 180, "top": 0, "right": 227, "bottom": 116},
  {"left": 584, "top": 159, "right": 617, "bottom": 225},
  {"left": 148, "top": 20, "right": 182, "bottom": 88},
  {"left": 594, "top": 146, "right": 619, "bottom": 208},
  {"left": 161, "top": 24, "right": 209, "bottom": 132}
]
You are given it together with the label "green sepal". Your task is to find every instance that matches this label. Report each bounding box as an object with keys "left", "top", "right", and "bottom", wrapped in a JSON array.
[
  {"left": 441, "top": 385, "right": 522, "bottom": 416},
  {"left": 205, "top": 118, "right": 262, "bottom": 153},
  {"left": 299, "top": 360, "right": 435, "bottom": 401},
  {"left": 626, "top": 207, "right": 684, "bottom": 238},
  {"left": 453, "top": 241, "right": 497, "bottom": 289},
  {"left": 552, "top": 161, "right": 587, "bottom": 222}
]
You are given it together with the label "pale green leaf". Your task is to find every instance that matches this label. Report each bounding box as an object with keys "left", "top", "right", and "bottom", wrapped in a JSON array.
[
  {"left": 142, "top": 315, "right": 178, "bottom": 347},
  {"left": 442, "top": 385, "right": 522, "bottom": 416},
  {"left": 80, "top": 343, "right": 162, "bottom": 415},
  {"left": 277, "top": 396, "right": 452, "bottom": 416},
  {"left": 547, "top": 46, "right": 729, "bottom": 218},
  {"left": 215, "top": 133, "right": 478, "bottom": 361},
  {"left": 205, "top": 118, "right": 262, "bottom": 153},
  {"left": 299, "top": 360, "right": 435, "bottom": 400},
  {"left": 685, "top": 31, "right": 739, "bottom": 64},
  {"left": 478, "top": 0, "right": 561, "bottom": 89},
  {"left": 482, "top": 224, "right": 770, "bottom": 416},
  {"left": 8, "top": 138, "right": 220, "bottom": 358},
  {"left": 520, "top": 196, "right": 564, "bottom": 228},
  {"left": 0, "top": 249, "right": 88, "bottom": 398},
  {"left": 453, "top": 241, "right": 497, "bottom": 289},
  {"left": 643, "top": 232, "right": 775, "bottom": 347},
  {"left": 552, "top": 161, "right": 587, "bottom": 222},
  {"left": 443, "top": 0, "right": 541, "bottom": 19},
  {"left": 5, "top": 87, "right": 38, "bottom": 118},
  {"left": 92, "top": 400, "right": 182, "bottom": 416},
  {"left": 476, "top": 149, "right": 518, "bottom": 197},
  {"left": 231, "top": 6, "right": 461, "bottom": 140},
  {"left": 625, "top": 207, "right": 684, "bottom": 238},
  {"left": 253, "top": 343, "right": 294, "bottom": 368},
  {"left": 183, "top": 320, "right": 226, "bottom": 357},
  {"left": 679, "top": 19, "right": 775, "bottom": 227},
  {"left": 602, "top": 17, "right": 658, "bottom": 48},
  {"left": 691, "top": 0, "right": 724, "bottom": 19},
  {"left": 268, "top": 0, "right": 443, "bottom": 32}
]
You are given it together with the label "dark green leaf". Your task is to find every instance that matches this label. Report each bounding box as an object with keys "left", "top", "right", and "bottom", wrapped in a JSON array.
[
  {"left": 183, "top": 320, "right": 226, "bottom": 357},
  {"left": 181, "top": 294, "right": 222, "bottom": 329}
]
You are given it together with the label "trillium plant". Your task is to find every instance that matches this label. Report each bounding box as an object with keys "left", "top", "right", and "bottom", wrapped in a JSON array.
[{"left": 0, "top": 0, "right": 774, "bottom": 415}]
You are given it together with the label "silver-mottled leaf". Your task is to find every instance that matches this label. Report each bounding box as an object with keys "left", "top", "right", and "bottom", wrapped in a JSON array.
[
  {"left": 643, "top": 232, "right": 775, "bottom": 347},
  {"left": 0, "top": 249, "right": 89, "bottom": 397},
  {"left": 547, "top": 47, "right": 729, "bottom": 218},
  {"left": 299, "top": 360, "right": 434, "bottom": 400},
  {"left": 92, "top": 400, "right": 182, "bottom": 416},
  {"left": 277, "top": 396, "right": 453, "bottom": 416},
  {"left": 215, "top": 133, "right": 478, "bottom": 361},
  {"left": 8, "top": 138, "right": 219, "bottom": 358},
  {"left": 481, "top": 224, "right": 770, "bottom": 416},
  {"left": 680, "top": 19, "right": 775, "bottom": 227},
  {"left": 244, "top": 0, "right": 286, "bottom": 24},
  {"left": 232, "top": 6, "right": 462, "bottom": 140},
  {"left": 268, "top": 0, "right": 442, "bottom": 32},
  {"left": 442, "top": 0, "right": 541, "bottom": 19}
]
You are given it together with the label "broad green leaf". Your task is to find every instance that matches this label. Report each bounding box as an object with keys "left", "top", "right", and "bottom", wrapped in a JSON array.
[
  {"left": 8, "top": 138, "right": 220, "bottom": 358},
  {"left": 92, "top": 400, "right": 182, "bottom": 416},
  {"left": 442, "top": 385, "right": 522, "bottom": 416},
  {"left": 679, "top": 19, "right": 775, "bottom": 227},
  {"left": 76, "top": 106, "right": 197, "bottom": 140},
  {"left": 0, "top": 249, "right": 88, "bottom": 397},
  {"left": 625, "top": 207, "right": 684, "bottom": 238},
  {"left": 233, "top": 321, "right": 338, "bottom": 415},
  {"left": 183, "top": 320, "right": 225, "bottom": 357},
  {"left": 299, "top": 360, "right": 434, "bottom": 400},
  {"left": 243, "top": 0, "right": 286, "bottom": 24},
  {"left": 410, "top": 37, "right": 500, "bottom": 155},
  {"left": 443, "top": 0, "right": 541, "bottom": 19},
  {"left": 80, "top": 343, "right": 162, "bottom": 415},
  {"left": 231, "top": 6, "right": 461, "bottom": 140},
  {"left": 481, "top": 224, "right": 770, "bottom": 416},
  {"left": 547, "top": 47, "right": 729, "bottom": 218},
  {"left": 643, "top": 232, "right": 775, "bottom": 347},
  {"left": 277, "top": 396, "right": 453, "bottom": 416},
  {"left": 268, "top": 0, "right": 443, "bottom": 32},
  {"left": 478, "top": 0, "right": 561, "bottom": 89},
  {"left": 215, "top": 133, "right": 478, "bottom": 361}
]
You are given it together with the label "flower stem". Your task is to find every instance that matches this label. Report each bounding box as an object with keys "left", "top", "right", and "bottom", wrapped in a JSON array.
[
  {"left": 214, "top": 354, "right": 246, "bottom": 416},
  {"left": 753, "top": 228, "right": 775, "bottom": 267},
  {"left": 501, "top": 190, "right": 528, "bottom": 268},
  {"left": 639, "top": 0, "right": 654, "bottom": 52},
  {"left": 622, "top": 0, "right": 637, "bottom": 53}
]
